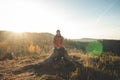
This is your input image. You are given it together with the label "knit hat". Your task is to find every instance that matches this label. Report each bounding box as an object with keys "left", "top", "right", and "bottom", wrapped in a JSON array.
[{"left": 56, "top": 30, "right": 60, "bottom": 32}]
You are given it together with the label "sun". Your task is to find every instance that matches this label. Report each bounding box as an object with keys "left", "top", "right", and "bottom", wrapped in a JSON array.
[
  {"left": 10, "top": 28, "right": 24, "bottom": 33},
  {"left": 13, "top": 29, "right": 25, "bottom": 33},
  {"left": 5, "top": 27, "right": 26, "bottom": 33},
  {"left": 8, "top": 26, "right": 40, "bottom": 33}
]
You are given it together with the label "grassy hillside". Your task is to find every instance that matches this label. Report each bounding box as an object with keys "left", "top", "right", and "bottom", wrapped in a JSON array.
[
  {"left": 0, "top": 31, "right": 54, "bottom": 58},
  {"left": 0, "top": 31, "right": 120, "bottom": 80},
  {"left": 0, "top": 30, "right": 87, "bottom": 58},
  {"left": 0, "top": 30, "right": 120, "bottom": 58}
]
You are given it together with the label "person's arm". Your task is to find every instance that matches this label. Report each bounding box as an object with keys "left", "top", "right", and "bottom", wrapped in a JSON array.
[
  {"left": 52, "top": 37, "right": 56, "bottom": 47},
  {"left": 60, "top": 36, "right": 64, "bottom": 47}
]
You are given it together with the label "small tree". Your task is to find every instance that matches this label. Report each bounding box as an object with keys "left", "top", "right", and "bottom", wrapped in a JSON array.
[
  {"left": 28, "top": 44, "right": 35, "bottom": 53},
  {"left": 0, "top": 41, "right": 9, "bottom": 58}
]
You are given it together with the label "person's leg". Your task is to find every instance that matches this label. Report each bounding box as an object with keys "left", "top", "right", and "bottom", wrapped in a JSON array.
[
  {"left": 59, "top": 47, "right": 65, "bottom": 51},
  {"left": 53, "top": 47, "right": 61, "bottom": 54}
]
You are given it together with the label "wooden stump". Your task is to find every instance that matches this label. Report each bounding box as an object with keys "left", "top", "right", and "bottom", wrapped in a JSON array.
[{"left": 38, "top": 48, "right": 76, "bottom": 73}]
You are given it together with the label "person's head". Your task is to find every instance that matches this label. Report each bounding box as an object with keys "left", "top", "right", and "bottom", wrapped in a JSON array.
[{"left": 56, "top": 30, "right": 60, "bottom": 35}]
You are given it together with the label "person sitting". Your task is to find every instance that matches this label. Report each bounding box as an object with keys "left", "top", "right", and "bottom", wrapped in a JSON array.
[{"left": 53, "top": 30, "right": 64, "bottom": 50}]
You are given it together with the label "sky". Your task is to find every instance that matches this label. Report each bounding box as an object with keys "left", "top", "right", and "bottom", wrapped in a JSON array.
[{"left": 0, "top": 0, "right": 120, "bottom": 39}]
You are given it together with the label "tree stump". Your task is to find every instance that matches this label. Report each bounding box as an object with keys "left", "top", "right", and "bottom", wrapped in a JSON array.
[{"left": 38, "top": 48, "right": 76, "bottom": 74}]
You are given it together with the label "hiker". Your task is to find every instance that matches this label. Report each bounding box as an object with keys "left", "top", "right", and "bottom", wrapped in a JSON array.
[{"left": 53, "top": 30, "right": 64, "bottom": 50}]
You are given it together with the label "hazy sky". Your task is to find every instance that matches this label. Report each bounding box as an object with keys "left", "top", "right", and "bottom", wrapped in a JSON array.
[{"left": 0, "top": 0, "right": 120, "bottom": 39}]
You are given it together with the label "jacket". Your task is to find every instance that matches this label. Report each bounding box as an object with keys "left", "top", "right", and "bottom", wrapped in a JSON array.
[{"left": 53, "top": 35, "right": 64, "bottom": 47}]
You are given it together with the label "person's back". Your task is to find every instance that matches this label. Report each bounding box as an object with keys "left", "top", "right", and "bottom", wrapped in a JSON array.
[{"left": 53, "top": 30, "right": 64, "bottom": 50}]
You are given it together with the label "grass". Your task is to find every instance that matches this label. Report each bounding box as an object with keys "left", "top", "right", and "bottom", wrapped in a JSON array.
[{"left": 0, "top": 52, "right": 120, "bottom": 80}]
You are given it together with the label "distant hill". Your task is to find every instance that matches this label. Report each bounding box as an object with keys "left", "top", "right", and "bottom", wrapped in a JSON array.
[
  {"left": 72, "top": 38, "right": 99, "bottom": 42},
  {"left": 0, "top": 30, "right": 54, "bottom": 42}
]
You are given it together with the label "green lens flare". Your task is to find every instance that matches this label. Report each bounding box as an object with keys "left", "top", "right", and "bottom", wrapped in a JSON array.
[{"left": 86, "top": 41, "right": 103, "bottom": 56}]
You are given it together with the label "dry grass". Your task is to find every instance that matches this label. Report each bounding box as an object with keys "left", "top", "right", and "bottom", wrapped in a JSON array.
[{"left": 0, "top": 52, "right": 120, "bottom": 80}]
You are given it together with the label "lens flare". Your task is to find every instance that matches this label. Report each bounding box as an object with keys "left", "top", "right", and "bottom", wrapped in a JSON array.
[{"left": 86, "top": 41, "right": 103, "bottom": 56}]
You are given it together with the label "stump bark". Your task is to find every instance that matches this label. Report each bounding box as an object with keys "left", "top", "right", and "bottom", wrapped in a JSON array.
[{"left": 38, "top": 48, "right": 76, "bottom": 73}]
